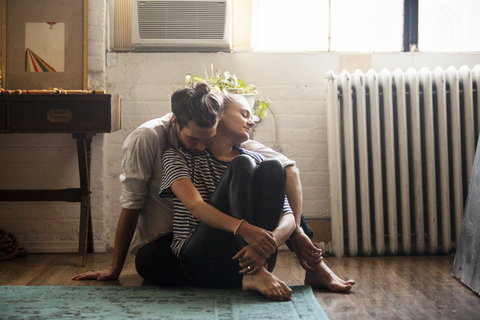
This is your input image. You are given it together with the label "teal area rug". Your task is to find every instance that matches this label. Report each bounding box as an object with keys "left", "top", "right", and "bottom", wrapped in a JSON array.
[{"left": 0, "top": 285, "right": 328, "bottom": 319}]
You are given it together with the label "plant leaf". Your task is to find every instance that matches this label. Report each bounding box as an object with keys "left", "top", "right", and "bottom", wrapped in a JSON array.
[{"left": 186, "top": 67, "right": 269, "bottom": 119}]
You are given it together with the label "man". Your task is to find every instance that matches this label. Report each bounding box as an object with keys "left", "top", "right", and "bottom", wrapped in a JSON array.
[{"left": 72, "top": 85, "right": 354, "bottom": 292}]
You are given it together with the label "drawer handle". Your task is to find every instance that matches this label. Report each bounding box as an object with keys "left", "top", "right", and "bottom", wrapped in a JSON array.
[{"left": 47, "top": 109, "right": 73, "bottom": 123}]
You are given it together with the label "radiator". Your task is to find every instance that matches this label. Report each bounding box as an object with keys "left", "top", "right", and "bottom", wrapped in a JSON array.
[{"left": 326, "top": 65, "right": 480, "bottom": 257}]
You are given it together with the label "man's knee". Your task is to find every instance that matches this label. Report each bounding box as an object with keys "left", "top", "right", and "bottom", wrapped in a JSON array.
[
  {"left": 134, "top": 235, "right": 174, "bottom": 276},
  {"left": 135, "top": 235, "right": 188, "bottom": 286}
]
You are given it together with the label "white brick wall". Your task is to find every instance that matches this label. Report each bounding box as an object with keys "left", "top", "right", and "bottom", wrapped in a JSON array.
[
  {"left": 0, "top": 0, "right": 109, "bottom": 253},
  {"left": 1, "top": 0, "right": 480, "bottom": 251}
]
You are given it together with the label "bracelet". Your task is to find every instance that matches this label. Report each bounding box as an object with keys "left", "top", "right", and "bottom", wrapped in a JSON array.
[
  {"left": 290, "top": 226, "right": 305, "bottom": 238},
  {"left": 234, "top": 219, "right": 246, "bottom": 236}
]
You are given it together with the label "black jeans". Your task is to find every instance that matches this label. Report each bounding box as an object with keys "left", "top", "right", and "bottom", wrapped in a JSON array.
[
  {"left": 180, "top": 155, "right": 286, "bottom": 289},
  {"left": 135, "top": 156, "right": 314, "bottom": 287},
  {"left": 135, "top": 233, "right": 189, "bottom": 286},
  {"left": 135, "top": 218, "right": 314, "bottom": 287}
]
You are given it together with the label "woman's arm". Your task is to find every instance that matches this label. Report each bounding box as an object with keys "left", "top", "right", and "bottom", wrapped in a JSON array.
[
  {"left": 233, "top": 212, "right": 295, "bottom": 274},
  {"left": 170, "top": 177, "right": 278, "bottom": 257}
]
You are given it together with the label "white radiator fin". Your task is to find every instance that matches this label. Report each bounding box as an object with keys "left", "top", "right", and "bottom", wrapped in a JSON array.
[
  {"left": 137, "top": 1, "right": 226, "bottom": 40},
  {"left": 326, "top": 65, "right": 480, "bottom": 257}
]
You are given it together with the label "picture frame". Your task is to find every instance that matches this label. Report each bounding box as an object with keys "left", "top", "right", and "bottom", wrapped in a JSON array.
[{"left": 1, "top": 0, "right": 87, "bottom": 90}]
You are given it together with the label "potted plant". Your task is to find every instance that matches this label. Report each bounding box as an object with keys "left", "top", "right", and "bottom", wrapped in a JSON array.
[{"left": 185, "top": 66, "right": 270, "bottom": 121}]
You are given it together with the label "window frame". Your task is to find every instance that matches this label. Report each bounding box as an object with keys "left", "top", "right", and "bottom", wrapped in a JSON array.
[{"left": 403, "top": 0, "right": 419, "bottom": 52}]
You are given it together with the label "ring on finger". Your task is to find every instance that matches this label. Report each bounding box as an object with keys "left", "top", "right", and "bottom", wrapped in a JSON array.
[
  {"left": 301, "top": 260, "right": 308, "bottom": 266},
  {"left": 247, "top": 266, "right": 252, "bottom": 270}
]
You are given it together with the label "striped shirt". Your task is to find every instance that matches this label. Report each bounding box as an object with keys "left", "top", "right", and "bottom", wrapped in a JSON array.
[{"left": 159, "top": 147, "right": 292, "bottom": 257}]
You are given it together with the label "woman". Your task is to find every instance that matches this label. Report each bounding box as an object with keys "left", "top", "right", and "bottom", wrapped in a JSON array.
[{"left": 159, "top": 92, "right": 296, "bottom": 301}]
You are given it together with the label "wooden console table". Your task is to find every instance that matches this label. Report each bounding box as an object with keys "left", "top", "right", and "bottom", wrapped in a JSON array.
[{"left": 0, "top": 94, "right": 121, "bottom": 267}]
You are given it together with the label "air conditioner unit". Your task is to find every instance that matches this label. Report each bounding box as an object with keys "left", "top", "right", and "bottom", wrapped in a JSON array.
[{"left": 132, "top": 0, "right": 231, "bottom": 51}]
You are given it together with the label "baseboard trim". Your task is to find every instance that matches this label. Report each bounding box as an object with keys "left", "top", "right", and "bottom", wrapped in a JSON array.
[
  {"left": 304, "top": 219, "right": 332, "bottom": 254},
  {"left": 18, "top": 221, "right": 330, "bottom": 254},
  {"left": 306, "top": 219, "right": 331, "bottom": 243},
  {"left": 21, "top": 241, "right": 107, "bottom": 253}
]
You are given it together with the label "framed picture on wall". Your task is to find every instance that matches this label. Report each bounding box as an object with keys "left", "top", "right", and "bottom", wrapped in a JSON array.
[{"left": 1, "top": 0, "right": 87, "bottom": 90}]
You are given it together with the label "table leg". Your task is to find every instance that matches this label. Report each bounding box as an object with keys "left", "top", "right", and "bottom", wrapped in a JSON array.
[{"left": 74, "top": 133, "right": 95, "bottom": 267}]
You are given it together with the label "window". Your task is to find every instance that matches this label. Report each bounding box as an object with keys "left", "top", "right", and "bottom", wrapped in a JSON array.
[
  {"left": 253, "top": 0, "right": 329, "bottom": 52},
  {"left": 330, "top": 0, "right": 403, "bottom": 52},
  {"left": 110, "top": 0, "right": 480, "bottom": 52},
  {"left": 253, "top": 0, "right": 403, "bottom": 52},
  {"left": 418, "top": 0, "right": 480, "bottom": 52}
]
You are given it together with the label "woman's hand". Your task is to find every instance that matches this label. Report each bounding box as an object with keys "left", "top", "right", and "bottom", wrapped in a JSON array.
[
  {"left": 71, "top": 266, "right": 120, "bottom": 281},
  {"left": 290, "top": 232, "right": 323, "bottom": 271},
  {"left": 236, "top": 221, "right": 278, "bottom": 257},
  {"left": 232, "top": 245, "right": 267, "bottom": 275}
]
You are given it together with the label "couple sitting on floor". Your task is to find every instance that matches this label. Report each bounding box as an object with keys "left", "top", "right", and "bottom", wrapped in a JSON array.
[{"left": 72, "top": 82, "right": 354, "bottom": 301}]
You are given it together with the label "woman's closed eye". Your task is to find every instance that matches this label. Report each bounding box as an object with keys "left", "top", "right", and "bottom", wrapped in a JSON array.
[{"left": 242, "top": 111, "right": 251, "bottom": 119}]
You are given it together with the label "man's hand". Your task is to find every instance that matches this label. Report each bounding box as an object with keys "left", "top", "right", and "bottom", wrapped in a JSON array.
[
  {"left": 71, "top": 266, "right": 120, "bottom": 281},
  {"left": 232, "top": 245, "right": 267, "bottom": 275},
  {"left": 236, "top": 221, "right": 278, "bottom": 257},
  {"left": 290, "top": 232, "right": 322, "bottom": 271}
]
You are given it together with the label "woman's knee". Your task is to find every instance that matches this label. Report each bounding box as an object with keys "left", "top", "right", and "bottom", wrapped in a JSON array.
[
  {"left": 210, "top": 155, "right": 257, "bottom": 216},
  {"left": 229, "top": 154, "right": 257, "bottom": 174},
  {"left": 257, "top": 158, "right": 285, "bottom": 181},
  {"left": 254, "top": 159, "right": 286, "bottom": 195},
  {"left": 252, "top": 159, "right": 287, "bottom": 229}
]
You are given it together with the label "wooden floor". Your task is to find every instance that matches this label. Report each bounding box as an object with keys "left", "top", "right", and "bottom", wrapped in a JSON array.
[{"left": 1, "top": 250, "right": 479, "bottom": 319}]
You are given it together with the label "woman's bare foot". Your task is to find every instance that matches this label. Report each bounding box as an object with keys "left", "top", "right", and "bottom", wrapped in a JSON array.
[
  {"left": 304, "top": 260, "right": 355, "bottom": 292},
  {"left": 242, "top": 267, "right": 292, "bottom": 301}
]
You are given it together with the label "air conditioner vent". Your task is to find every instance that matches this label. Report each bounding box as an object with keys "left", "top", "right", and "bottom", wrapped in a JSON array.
[{"left": 135, "top": 0, "right": 229, "bottom": 46}]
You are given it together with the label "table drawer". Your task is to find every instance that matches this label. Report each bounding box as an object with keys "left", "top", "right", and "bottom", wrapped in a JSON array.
[
  {"left": 11, "top": 101, "right": 112, "bottom": 132},
  {"left": 0, "top": 102, "right": 6, "bottom": 130}
]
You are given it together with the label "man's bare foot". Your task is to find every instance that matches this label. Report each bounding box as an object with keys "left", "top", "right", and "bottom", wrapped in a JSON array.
[
  {"left": 242, "top": 267, "right": 292, "bottom": 301},
  {"left": 304, "top": 260, "right": 355, "bottom": 292}
]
